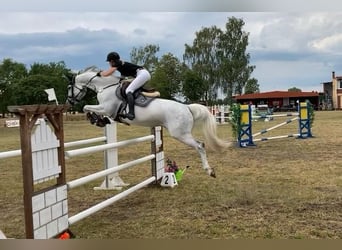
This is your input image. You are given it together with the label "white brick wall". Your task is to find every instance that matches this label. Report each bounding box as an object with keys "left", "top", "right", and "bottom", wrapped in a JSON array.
[{"left": 32, "top": 185, "right": 68, "bottom": 239}]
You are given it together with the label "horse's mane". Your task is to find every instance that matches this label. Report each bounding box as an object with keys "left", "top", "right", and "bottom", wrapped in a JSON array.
[{"left": 79, "top": 65, "right": 100, "bottom": 74}]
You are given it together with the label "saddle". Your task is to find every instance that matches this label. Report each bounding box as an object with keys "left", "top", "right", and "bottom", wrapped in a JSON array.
[
  {"left": 116, "top": 80, "right": 160, "bottom": 106},
  {"left": 114, "top": 80, "right": 160, "bottom": 124}
]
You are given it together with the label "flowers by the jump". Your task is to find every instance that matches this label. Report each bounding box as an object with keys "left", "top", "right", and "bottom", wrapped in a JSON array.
[
  {"left": 164, "top": 158, "right": 190, "bottom": 182},
  {"left": 165, "top": 158, "right": 179, "bottom": 173}
]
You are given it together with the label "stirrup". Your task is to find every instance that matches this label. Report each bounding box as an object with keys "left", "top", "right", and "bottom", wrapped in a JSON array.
[{"left": 125, "top": 113, "right": 135, "bottom": 120}]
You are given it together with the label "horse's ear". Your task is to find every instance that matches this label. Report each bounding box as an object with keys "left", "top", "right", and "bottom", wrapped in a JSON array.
[
  {"left": 63, "top": 71, "right": 75, "bottom": 82},
  {"left": 83, "top": 65, "right": 98, "bottom": 73}
]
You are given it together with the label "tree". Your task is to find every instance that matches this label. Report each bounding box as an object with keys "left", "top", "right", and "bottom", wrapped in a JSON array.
[
  {"left": 217, "top": 17, "right": 256, "bottom": 104},
  {"left": 288, "top": 87, "right": 301, "bottom": 92},
  {"left": 13, "top": 74, "right": 56, "bottom": 105},
  {"left": 149, "top": 53, "right": 183, "bottom": 100},
  {"left": 183, "top": 17, "right": 256, "bottom": 105},
  {"left": 183, "top": 26, "right": 223, "bottom": 104},
  {"left": 10, "top": 61, "right": 72, "bottom": 106},
  {"left": 29, "top": 61, "right": 72, "bottom": 104},
  {"left": 182, "top": 68, "right": 206, "bottom": 103},
  {"left": 244, "top": 78, "right": 260, "bottom": 94},
  {"left": 0, "top": 58, "right": 27, "bottom": 116},
  {"left": 130, "top": 44, "right": 160, "bottom": 73}
]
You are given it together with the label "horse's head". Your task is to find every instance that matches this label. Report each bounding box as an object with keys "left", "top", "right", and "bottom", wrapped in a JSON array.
[
  {"left": 66, "top": 66, "right": 119, "bottom": 106},
  {"left": 66, "top": 71, "right": 91, "bottom": 106}
]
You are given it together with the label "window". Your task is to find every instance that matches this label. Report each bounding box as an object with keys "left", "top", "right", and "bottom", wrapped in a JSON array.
[{"left": 339, "top": 80, "right": 342, "bottom": 89}]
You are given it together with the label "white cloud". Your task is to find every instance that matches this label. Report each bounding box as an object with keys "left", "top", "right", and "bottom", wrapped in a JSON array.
[
  {"left": 253, "top": 59, "right": 330, "bottom": 92},
  {"left": 1, "top": 12, "right": 342, "bottom": 92},
  {"left": 245, "top": 13, "right": 342, "bottom": 55},
  {"left": 310, "top": 34, "right": 342, "bottom": 54},
  {"left": 0, "top": 12, "right": 183, "bottom": 38}
]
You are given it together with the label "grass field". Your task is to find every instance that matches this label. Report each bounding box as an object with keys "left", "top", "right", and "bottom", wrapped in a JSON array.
[{"left": 0, "top": 111, "right": 341, "bottom": 239}]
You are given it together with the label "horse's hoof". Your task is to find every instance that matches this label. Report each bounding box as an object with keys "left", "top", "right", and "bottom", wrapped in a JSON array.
[
  {"left": 103, "top": 117, "right": 111, "bottom": 125},
  {"left": 86, "top": 112, "right": 97, "bottom": 124},
  {"left": 96, "top": 118, "right": 106, "bottom": 127},
  {"left": 210, "top": 169, "right": 216, "bottom": 178}
]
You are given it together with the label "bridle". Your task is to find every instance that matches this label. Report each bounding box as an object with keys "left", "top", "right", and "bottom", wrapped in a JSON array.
[
  {"left": 67, "top": 73, "right": 98, "bottom": 105},
  {"left": 67, "top": 72, "right": 120, "bottom": 105}
]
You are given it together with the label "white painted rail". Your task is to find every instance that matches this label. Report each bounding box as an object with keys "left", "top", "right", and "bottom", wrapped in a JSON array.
[
  {"left": 64, "top": 135, "right": 154, "bottom": 159},
  {"left": 68, "top": 176, "right": 156, "bottom": 225},
  {"left": 0, "top": 136, "right": 107, "bottom": 160},
  {"left": 253, "top": 117, "right": 299, "bottom": 137},
  {"left": 64, "top": 136, "right": 106, "bottom": 148},
  {"left": 0, "top": 149, "right": 21, "bottom": 159},
  {"left": 67, "top": 154, "right": 155, "bottom": 189}
]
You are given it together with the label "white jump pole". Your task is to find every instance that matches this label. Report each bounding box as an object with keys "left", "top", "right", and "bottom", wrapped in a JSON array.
[
  {"left": 253, "top": 134, "right": 300, "bottom": 142},
  {"left": 252, "top": 113, "right": 299, "bottom": 119},
  {"left": 64, "top": 136, "right": 106, "bottom": 147},
  {"left": 68, "top": 176, "right": 156, "bottom": 225},
  {"left": 65, "top": 135, "right": 154, "bottom": 158},
  {"left": 253, "top": 117, "right": 299, "bottom": 137},
  {"left": 0, "top": 137, "right": 107, "bottom": 159},
  {"left": 67, "top": 154, "right": 155, "bottom": 189},
  {"left": 0, "top": 149, "right": 21, "bottom": 159}
]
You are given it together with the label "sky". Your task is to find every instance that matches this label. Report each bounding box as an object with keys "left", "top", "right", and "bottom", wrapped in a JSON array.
[{"left": 1, "top": 1, "right": 342, "bottom": 93}]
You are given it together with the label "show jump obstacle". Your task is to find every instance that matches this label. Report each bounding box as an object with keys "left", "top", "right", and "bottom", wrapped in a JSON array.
[
  {"left": 6, "top": 105, "right": 164, "bottom": 239},
  {"left": 237, "top": 102, "right": 313, "bottom": 147}
]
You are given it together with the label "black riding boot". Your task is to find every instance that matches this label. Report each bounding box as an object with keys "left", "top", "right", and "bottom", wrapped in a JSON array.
[{"left": 126, "top": 92, "right": 135, "bottom": 120}]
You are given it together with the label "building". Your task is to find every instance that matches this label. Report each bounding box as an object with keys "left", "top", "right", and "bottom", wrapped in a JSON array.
[
  {"left": 234, "top": 91, "right": 320, "bottom": 111},
  {"left": 321, "top": 71, "right": 342, "bottom": 110}
]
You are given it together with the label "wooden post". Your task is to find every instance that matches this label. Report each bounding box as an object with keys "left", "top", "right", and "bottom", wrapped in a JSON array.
[{"left": 7, "top": 105, "right": 69, "bottom": 239}]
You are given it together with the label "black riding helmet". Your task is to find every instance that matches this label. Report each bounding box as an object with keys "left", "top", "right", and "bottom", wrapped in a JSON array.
[{"left": 106, "top": 52, "right": 120, "bottom": 62}]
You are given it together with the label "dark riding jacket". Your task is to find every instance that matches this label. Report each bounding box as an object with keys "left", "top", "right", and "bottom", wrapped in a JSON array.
[{"left": 115, "top": 61, "right": 144, "bottom": 77}]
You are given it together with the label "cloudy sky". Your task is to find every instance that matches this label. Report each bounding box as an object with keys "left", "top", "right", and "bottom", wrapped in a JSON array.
[{"left": 1, "top": 1, "right": 342, "bottom": 93}]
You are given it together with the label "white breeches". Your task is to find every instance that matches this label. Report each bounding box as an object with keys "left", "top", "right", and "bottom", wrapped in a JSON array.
[{"left": 125, "top": 69, "right": 151, "bottom": 94}]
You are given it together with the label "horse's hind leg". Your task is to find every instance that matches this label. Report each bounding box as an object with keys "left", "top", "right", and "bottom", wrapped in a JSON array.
[
  {"left": 196, "top": 141, "right": 216, "bottom": 178},
  {"left": 174, "top": 134, "right": 216, "bottom": 178}
]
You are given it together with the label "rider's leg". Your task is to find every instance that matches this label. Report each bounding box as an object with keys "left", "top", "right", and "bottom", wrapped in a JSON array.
[
  {"left": 125, "top": 69, "right": 151, "bottom": 93},
  {"left": 125, "top": 92, "right": 135, "bottom": 120},
  {"left": 125, "top": 69, "right": 151, "bottom": 120}
]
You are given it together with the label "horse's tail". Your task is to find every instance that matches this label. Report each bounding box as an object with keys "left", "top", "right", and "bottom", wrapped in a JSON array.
[{"left": 188, "top": 104, "right": 232, "bottom": 151}]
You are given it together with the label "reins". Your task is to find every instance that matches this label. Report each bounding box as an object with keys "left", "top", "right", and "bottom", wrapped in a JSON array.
[
  {"left": 85, "top": 73, "right": 120, "bottom": 90},
  {"left": 102, "top": 82, "right": 120, "bottom": 90}
]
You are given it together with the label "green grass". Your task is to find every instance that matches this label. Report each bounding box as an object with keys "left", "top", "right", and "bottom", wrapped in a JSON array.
[{"left": 0, "top": 111, "right": 341, "bottom": 239}]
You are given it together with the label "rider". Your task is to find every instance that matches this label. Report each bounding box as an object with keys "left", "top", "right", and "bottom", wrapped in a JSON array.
[{"left": 97, "top": 52, "right": 151, "bottom": 120}]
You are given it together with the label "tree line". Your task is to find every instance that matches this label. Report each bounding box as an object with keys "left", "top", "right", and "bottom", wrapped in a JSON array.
[{"left": 0, "top": 17, "right": 259, "bottom": 117}]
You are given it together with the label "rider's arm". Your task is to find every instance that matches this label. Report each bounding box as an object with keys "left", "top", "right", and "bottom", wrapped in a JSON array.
[{"left": 99, "top": 66, "right": 117, "bottom": 77}]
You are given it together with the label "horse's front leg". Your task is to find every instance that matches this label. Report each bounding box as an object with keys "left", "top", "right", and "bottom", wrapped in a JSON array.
[
  {"left": 83, "top": 104, "right": 108, "bottom": 115},
  {"left": 83, "top": 104, "right": 112, "bottom": 127}
]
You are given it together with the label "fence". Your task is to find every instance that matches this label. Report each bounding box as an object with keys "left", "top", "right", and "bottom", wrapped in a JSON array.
[
  {"left": 208, "top": 105, "right": 230, "bottom": 124},
  {"left": 237, "top": 102, "right": 313, "bottom": 147},
  {"left": 1, "top": 105, "right": 164, "bottom": 239}
]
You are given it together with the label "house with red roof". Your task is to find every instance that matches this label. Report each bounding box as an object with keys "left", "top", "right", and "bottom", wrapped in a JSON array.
[{"left": 234, "top": 90, "right": 320, "bottom": 111}]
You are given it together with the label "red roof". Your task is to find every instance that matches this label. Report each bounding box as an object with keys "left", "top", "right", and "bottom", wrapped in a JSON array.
[{"left": 235, "top": 91, "right": 319, "bottom": 100}]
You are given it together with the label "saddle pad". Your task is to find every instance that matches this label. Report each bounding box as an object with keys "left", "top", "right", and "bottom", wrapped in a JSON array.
[{"left": 115, "top": 87, "right": 155, "bottom": 107}]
